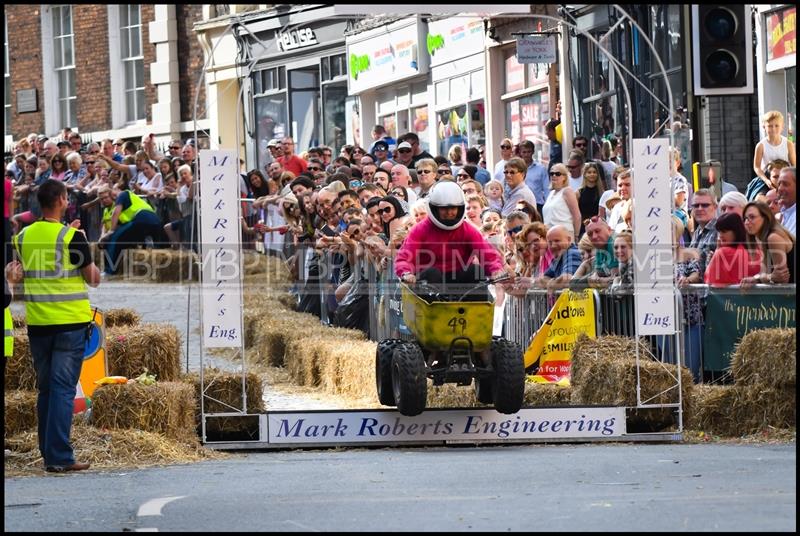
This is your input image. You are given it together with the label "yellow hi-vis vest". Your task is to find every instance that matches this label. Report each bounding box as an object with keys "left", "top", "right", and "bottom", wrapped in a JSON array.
[
  {"left": 12, "top": 221, "right": 91, "bottom": 326},
  {"left": 4, "top": 306, "right": 12, "bottom": 357},
  {"left": 102, "top": 206, "right": 114, "bottom": 232},
  {"left": 118, "top": 191, "right": 155, "bottom": 225}
]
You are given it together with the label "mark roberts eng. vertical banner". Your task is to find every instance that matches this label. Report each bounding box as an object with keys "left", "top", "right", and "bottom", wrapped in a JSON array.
[
  {"left": 199, "top": 150, "right": 243, "bottom": 348},
  {"left": 631, "top": 138, "right": 676, "bottom": 336}
]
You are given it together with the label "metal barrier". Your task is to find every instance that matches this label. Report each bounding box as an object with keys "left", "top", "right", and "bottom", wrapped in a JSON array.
[{"left": 288, "top": 247, "right": 796, "bottom": 387}]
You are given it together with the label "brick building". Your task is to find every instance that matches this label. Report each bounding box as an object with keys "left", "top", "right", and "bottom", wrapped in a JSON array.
[{"left": 4, "top": 4, "right": 208, "bottom": 150}]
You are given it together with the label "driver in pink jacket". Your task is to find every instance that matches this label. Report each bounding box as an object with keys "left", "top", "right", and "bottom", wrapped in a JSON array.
[{"left": 395, "top": 180, "right": 508, "bottom": 299}]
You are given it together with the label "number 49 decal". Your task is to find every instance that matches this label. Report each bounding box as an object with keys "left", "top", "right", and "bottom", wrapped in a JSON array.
[{"left": 448, "top": 317, "right": 467, "bottom": 334}]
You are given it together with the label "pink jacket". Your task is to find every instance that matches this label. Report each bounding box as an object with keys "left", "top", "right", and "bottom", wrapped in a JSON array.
[{"left": 394, "top": 218, "right": 505, "bottom": 278}]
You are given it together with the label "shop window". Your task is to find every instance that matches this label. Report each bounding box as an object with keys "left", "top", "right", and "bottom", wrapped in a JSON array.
[
  {"left": 379, "top": 114, "right": 396, "bottom": 140},
  {"left": 436, "top": 104, "right": 468, "bottom": 156},
  {"left": 412, "top": 106, "right": 429, "bottom": 152},
  {"left": 322, "top": 53, "right": 347, "bottom": 82},
  {"left": 505, "top": 93, "right": 550, "bottom": 161},
  {"left": 322, "top": 83, "right": 346, "bottom": 153},
  {"left": 469, "top": 101, "right": 485, "bottom": 148},
  {"left": 255, "top": 94, "right": 288, "bottom": 170}
]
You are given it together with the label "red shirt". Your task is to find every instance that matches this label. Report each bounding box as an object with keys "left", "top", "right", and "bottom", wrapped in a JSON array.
[
  {"left": 278, "top": 155, "right": 308, "bottom": 177},
  {"left": 704, "top": 245, "right": 762, "bottom": 286},
  {"left": 395, "top": 218, "right": 505, "bottom": 278}
]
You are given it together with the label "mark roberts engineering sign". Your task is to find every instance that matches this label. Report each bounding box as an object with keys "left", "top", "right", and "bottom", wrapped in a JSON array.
[{"left": 268, "top": 407, "right": 626, "bottom": 443}]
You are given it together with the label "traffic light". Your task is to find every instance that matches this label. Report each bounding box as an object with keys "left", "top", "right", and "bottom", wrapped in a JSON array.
[{"left": 691, "top": 5, "right": 754, "bottom": 96}]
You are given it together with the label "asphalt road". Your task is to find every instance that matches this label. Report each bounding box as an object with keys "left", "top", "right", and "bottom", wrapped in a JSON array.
[{"left": 4, "top": 442, "right": 796, "bottom": 532}]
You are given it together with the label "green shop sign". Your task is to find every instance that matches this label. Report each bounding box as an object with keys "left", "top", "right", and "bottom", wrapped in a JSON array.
[
  {"left": 703, "top": 291, "right": 796, "bottom": 372},
  {"left": 426, "top": 33, "right": 444, "bottom": 56},
  {"left": 349, "top": 53, "right": 370, "bottom": 80}
]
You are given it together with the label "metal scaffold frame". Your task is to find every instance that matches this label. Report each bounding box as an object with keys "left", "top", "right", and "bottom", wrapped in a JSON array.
[{"left": 190, "top": 5, "right": 684, "bottom": 450}]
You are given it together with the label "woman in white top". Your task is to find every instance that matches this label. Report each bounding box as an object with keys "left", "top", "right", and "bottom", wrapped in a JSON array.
[{"left": 542, "top": 162, "right": 581, "bottom": 239}]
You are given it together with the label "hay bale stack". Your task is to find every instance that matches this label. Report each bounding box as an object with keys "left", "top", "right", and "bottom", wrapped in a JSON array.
[
  {"left": 104, "top": 308, "right": 142, "bottom": 328},
  {"left": 731, "top": 328, "right": 796, "bottom": 388},
  {"left": 183, "top": 370, "right": 265, "bottom": 414},
  {"left": 686, "top": 384, "right": 796, "bottom": 436},
  {"left": 91, "top": 382, "right": 196, "bottom": 441},
  {"left": 284, "top": 336, "right": 329, "bottom": 388},
  {"left": 570, "top": 334, "right": 692, "bottom": 431},
  {"left": 5, "top": 423, "right": 218, "bottom": 476},
  {"left": 5, "top": 330, "right": 36, "bottom": 391},
  {"left": 129, "top": 249, "right": 200, "bottom": 282},
  {"left": 427, "top": 383, "right": 484, "bottom": 408},
  {"left": 106, "top": 323, "right": 182, "bottom": 381},
  {"left": 4, "top": 390, "right": 38, "bottom": 439},
  {"left": 523, "top": 382, "right": 572, "bottom": 406},
  {"left": 323, "top": 339, "right": 378, "bottom": 400},
  {"left": 241, "top": 252, "right": 293, "bottom": 286}
]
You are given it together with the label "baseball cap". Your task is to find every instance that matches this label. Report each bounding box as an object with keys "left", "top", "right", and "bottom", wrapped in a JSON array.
[
  {"left": 267, "top": 139, "right": 280, "bottom": 148},
  {"left": 397, "top": 141, "right": 412, "bottom": 151},
  {"left": 37, "top": 134, "right": 49, "bottom": 143},
  {"left": 57, "top": 140, "right": 70, "bottom": 148},
  {"left": 373, "top": 141, "right": 389, "bottom": 152}
]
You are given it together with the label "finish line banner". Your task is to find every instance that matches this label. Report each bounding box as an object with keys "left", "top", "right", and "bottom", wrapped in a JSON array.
[
  {"left": 524, "top": 289, "right": 596, "bottom": 385},
  {"left": 268, "top": 407, "right": 626, "bottom": 444}
]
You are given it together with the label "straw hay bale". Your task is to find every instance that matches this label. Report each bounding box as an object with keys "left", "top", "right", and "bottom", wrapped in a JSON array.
[
  {"left": 4, "top": 390, "right": 38, "bottom": 439},
  {"left": 324, "top": 339, "right": 378, "bottom": 400},
  {"left": 104, "top": 308, "right": 142, "bottom": 328},
  {"left": 5, "top": 330, "right": 36, "bottom": 391},
  {"left": 91, "top": 382, "right": 196, "bottom": 441},
  {"left": 427, "top": 383, "right": 483, "bottom": 408},
  {"left": 106, "top": 323, "right": 182, "bottom": 381},
  {"left": 686, "top": 384, "right": 796, "bottom": 436},
  {"left": 183, "top": 369, "right": 265, "bottom": 414},
  {"left": 523, "top": 381, "right": 572, "bottom": 406},
  {"left": 731, "top": 328, "right": 796, "bottom": 388},
  {"left": 5, "top": 423, "right": 221, "bottom": 476},
  {"left": 241, "top": 252, "right": 293, "bottom": 285},
  {"left": 129, "top": 249, "right": 199, "bottom": 282},
  {"left": 570, "top": 334, "right": 692, "bottom": 431}
]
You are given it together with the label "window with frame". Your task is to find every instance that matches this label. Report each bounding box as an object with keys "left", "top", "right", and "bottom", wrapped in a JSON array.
[
  {"left": 5, "top": 16, "right": 10, "bottom": 133},
  {"left": 52, "top": 5, "right": 77, "bottom": 128},
  {"left": 120, "top": 5, "right": 145, "bottom": 123}
]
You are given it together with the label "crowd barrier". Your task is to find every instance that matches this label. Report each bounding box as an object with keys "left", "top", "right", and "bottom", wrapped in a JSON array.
[{"left": 288, "top": 249, "right": 796, "bottom": 384}]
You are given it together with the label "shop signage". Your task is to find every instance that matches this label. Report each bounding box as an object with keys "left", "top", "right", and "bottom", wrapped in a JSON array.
[
  {"left": 631, "top": 138, "right": 675, "bottom": 336},
  {"left": 268, "top": 407, "right": 626, "bottom": 443},
  {"left": 427, "top": 17, "right": 485, "bottom": 67},
  {"left": 199, "top": 150, "right": 244, "bottom": 348},
  {"left": 703, "top": 291, "right": 796, "bottom": 371},
  {"left": 516, "top": 35, "right": 557, "bottom": 64},
  {"left": 276, "top": 27, "right": 319, "bottom": 52},
  {"left": 346, "top": 20, "right": 427, "bottom": 94},
  {"left": 766, "top": 6, "right": 796, "bottom": 63}
]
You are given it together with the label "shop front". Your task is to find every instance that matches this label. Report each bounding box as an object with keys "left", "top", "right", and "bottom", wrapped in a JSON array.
[
  {"left": 346, "top": 17, "right": 431, "bottom": 153},
  {"left": 242, "top": 8, "right": 352, "bottom": 170},
  {"left": 428, "top": 17, "right": 487, "bottom": 157},
  {"left": 757, "top": 5, "right": 796, "bottom": 142}
]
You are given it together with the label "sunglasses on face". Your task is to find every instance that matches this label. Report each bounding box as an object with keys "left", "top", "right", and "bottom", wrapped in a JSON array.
[
  {"left": 438, "top": 169, "right": 449, "bottom": 174},
  {"left": 692, "top": 203, "right": 713, "bottom": 208},
  {"left": 398, "top": 148, "right": 412, "bottom": 153},
  {"left": 507, "top": 225, "right": 523, "bottom": 235},
  {"left": 549, "top": 171, "right": 564, "bottom": 177},
  {"left": 169, "top": 146, "right": 181, "bottom": 150},
  {"left": 378, "top": 207, "right": 393, "bottom": 214},
  {"left": 417, "top": 169, "right": 433, "bottom": 174},
  {"left": 500, "top": 145, "right": 511, "bottom": 150},
  {"left": 308, "top": 166, "right": 322, "bottom": 172},
  {"left": 457, "top": 173, "right": 470, "bottom": 179}
]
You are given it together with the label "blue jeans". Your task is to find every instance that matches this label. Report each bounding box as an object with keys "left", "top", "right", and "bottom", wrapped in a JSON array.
[{"left": 29, "top": 327, "right": 87, "bottom": 467}]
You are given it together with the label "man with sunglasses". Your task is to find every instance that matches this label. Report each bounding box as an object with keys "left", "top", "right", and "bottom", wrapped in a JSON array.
[
  {"left": 688, "top": 188, "right": 719, "bottom": 275},
  {"left": 501, "top": 158, "right": 537, "bottom": 217},
  {"left": 415, "top": 158, "right": 438, "bottom": 199},
  {"left": 400, "top": 132, "right": 433, "bottom": 165},
  {"left": 371, "top": 140, "right": 391, "bottom": 166},
  {"left": 394, "top": 141, "right": 415, "bottom": 167}
]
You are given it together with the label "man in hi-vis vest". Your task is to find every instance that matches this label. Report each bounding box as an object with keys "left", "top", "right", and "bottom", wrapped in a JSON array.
[{"left": 9, "top": 179, "right": 100, "bottom": 473}]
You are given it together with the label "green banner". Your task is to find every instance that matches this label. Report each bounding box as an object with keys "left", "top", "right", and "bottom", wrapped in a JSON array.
[{"left": 703, "top": 292, "right": 796, "bottom": 371}]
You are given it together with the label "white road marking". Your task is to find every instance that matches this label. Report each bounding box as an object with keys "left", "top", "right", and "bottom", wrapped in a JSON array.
[
  {"left": 137, "top": 496, "right": 187, "bottom": 517},
  {"left": 134, "top": 529, "right": 159, "bottom": 532}
]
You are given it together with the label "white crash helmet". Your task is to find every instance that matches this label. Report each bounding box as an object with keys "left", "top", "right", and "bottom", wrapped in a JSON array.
[{"left": 427, "top": 180, "right": 466, "bottom": 230}]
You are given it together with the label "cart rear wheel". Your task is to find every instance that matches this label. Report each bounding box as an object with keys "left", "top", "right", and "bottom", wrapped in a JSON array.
[
  {"left": 376, "top": 339, "right": 403, "bottom": 406},
  {"left": 491, "top": 337, "right": 525, "bottom": 414}
]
